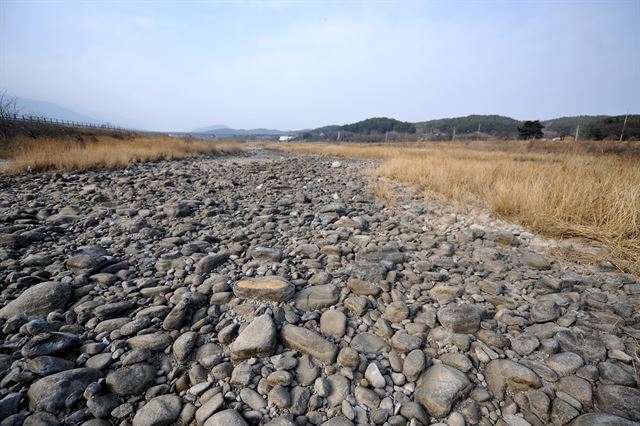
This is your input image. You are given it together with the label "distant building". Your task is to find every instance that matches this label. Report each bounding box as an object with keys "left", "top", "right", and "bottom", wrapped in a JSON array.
[{"left": 279, "top": 135, "right": 295, "bottom": 141}]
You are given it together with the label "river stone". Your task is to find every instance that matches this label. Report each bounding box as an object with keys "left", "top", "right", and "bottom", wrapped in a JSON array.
[
  {"left": 127, "top": 333, "right": 173, "bottom": 351},
  {"left": 320, "top": 310, "right": 347, "bottom": 338},
  {"left": 437, "top": 304, "right": 480, "bottom": 334},
  {"left": 415, "top": 364, "right": 472, "bottom": 418},
  {"left": 26, "top": 356, "right": 76, "bottom": 375},
  {"left": 132, "top": 394, "right": 182, "bottom": 426},
  {"left": 203, "top": 409, "right": 248, "bottom": 426},
  {"left": 21, "top": 332, "right": 79, "bottom": 358},
  {"left": 555, "top": 330, "right": 607, "bottom": 363},
  {"left": 233, "top": 276, "right": 294, "bottom": 302},
  {"left": 294, "top": 285, "right": 339, "bottom": 311},
  {"left": 485, "top": 359, "right": 542, "bottom": 400},
  {"left": 351, "top": 332, "right": 390, "bottom": 354},
  {"left": 280, "top": 324, "right": 338, "bottom": 363},
  {"left": 0, "top": 281, "right": 71, "bottom": 319},
  {"left": 28, "top": 368, "right": 102, "bottom": 411},
  {"left": 106, "top": 364, "right": 155, "bottom": 396},
  {"left": 194, "top": 252, "right": 230, "bottom": 275},
  {"left": 230, "top": 314, "right": 277, "bottom": 361},
  {"left": 595, "top": 384, "right": 640, "bottom": 421},
  {"left": 570, "top": 413, "right": 638, "bottom": 426}
]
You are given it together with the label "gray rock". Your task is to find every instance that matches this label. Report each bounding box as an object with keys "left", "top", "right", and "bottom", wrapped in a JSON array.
[
  {"left": 27, "top": 368, "right": 102, "bottom": 411},
  {"left": 570, "top": 413, "right": 638, "bottom": 426},
  {"left": 195, "top": 393, "right": 224, "bottom": 425},
  {"left": 106, "top": 364, "right": 155, "bottom": 396},
  {"left": 0, "top": 281, "right": 70, "bottom": 319},
  {"left": 595, "top": 384, "right": 640, "bottom": 421},
  {"left": 351, "top": 332, "right": 390, "bottom": 354},
  {"left": 415, "top": 364, "right": 472, "bottom": 418},
  {"left": 194, "top": 252, "right": 230, "bottom": 275},
  {"left": 403, "top": 349, "right": 427, "bottom": 381},
  {"left": 555, "top": 330, "right": 607, "bottom": 363},
  {"left": 230, "top": 314, "right": 277, "bottom": 361},
  {"left": 320, "top": 310, "right": 347, "bottom": 338},
  {"left": 365, "top": 363, "right": 386, "bottom": 388},
  {"left": 437, "top": 304, "right": 480, "bottom": 334},
  {"left": 127, "top": 333, "right": 172, "bottom": 351},
  {"left": 485, "top": 359, "right": 541, "bottom": 400},
  {"left": 294, "top": 284, "right": 339, "bottom": 311},
  {"left": 203, "top": 409, "right": 247, "bottom": 426},
  {"left": 26, "top": 356, "right": 75, "bottom": 375},
  {"left": 132, "top": 394, "right": 182, "bottom": 426},
  {"left": 280, "top": 324, "right": 338, "bottom": 363},
  {"left": 22, "top": 332, "right": 79, "bottom": 358}
]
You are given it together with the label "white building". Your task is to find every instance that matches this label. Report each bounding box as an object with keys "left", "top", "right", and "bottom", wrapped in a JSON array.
[{"left": 279, "top": 135, "right": 295, "bottom": 141}]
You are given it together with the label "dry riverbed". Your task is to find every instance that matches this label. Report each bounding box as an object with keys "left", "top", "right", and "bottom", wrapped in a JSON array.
[{"left": 0, "top": 149, "right": 638, "bottom": 426}]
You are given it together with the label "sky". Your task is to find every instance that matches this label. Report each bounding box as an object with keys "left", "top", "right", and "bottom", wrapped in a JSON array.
[{"left": 1, "top": 0, "right": 639, "bottom": 131}]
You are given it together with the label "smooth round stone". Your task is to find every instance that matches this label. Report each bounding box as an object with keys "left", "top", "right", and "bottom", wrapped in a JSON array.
[{"left": 233, "top": 276, "right": 294, "bottom": 302}]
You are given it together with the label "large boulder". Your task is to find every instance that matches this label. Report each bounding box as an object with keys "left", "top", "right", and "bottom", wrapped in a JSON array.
[
  {"left": 28, "top": 368, "right": 102, "bottom": 411},
  {"left": 0, "top": 281, "right": 70, "bottom": 320},
  {"left": 414, "top": 364, "right": 472, "bottom": 417},
  {"left": 485, "top": 359, "right": 542, "bottom": 400},
  {"left": 595, "top": 384, "right": 640, "bottom": 421}
]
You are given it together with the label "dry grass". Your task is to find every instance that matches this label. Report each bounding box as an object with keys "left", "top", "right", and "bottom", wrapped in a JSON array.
[
  {"left": 371, "top": 179, "right": 397, "bottom": 206},
  {"left": 283, "top": 141, "right": 640, "bottom": 273},
  {"left": 1, "top": 135, "right": 242, "bottom": 173}
]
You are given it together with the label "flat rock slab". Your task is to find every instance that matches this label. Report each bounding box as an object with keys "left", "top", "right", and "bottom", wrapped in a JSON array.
[
  {"left": 294, "top": 284, "right": 339, "bottom": 311},
  {"left": 234, "top": 276, "right": 294, "bottom": 302},
  {"left": 280, "top": 324, "right": 338, "bottom": 363}
]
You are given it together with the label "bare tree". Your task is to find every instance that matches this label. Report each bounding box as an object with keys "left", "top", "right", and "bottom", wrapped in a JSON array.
[{"left": 0, "top": 90, "right": 21, "bottom": 140}]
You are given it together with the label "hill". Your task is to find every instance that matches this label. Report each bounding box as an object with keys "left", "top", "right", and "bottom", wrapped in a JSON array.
[{"left": 417, "top": 115, "right": 519, "bottom": 137}]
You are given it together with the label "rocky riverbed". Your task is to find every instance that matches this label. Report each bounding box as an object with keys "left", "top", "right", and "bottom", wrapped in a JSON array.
[{"left": 0, "top": 149, "right": 638, "bottom": 426}]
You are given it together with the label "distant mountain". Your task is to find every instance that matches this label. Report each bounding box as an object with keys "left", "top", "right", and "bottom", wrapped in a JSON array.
[
  {"left": 192, "top": 124, "right": 232, "bottom": 133},
  {"left": 14, "top": 97, "right": 101, "bottom": 123},
  {"left": 192, "top": 125, "right": 295, "bottom": 137}
]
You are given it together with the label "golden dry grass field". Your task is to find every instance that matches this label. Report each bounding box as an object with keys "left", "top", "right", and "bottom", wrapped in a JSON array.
[
  {"left": 283, "top": 141, "right": 640, "bottom": 274},
  {"left": 0, "top": 135, "right": 242, "bottom": 174}
]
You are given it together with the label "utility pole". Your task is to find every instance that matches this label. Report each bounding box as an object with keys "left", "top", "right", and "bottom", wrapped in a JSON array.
[
  {"left": 385, "top": 131, "right": 388, "bottom": 142},
  {"left": 452, "top": 127, "right": 456, "bottom": 141},
  {"left": 620, "top": 111, "right": 629, "bottom": 142},
  {"left": 574, "top": 125, "right": 579, "bottom": 142}
]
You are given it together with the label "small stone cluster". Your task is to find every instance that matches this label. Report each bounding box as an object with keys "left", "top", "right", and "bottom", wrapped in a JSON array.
[{"left": 0, "top": 150, "right": 638, "bottom": 426}]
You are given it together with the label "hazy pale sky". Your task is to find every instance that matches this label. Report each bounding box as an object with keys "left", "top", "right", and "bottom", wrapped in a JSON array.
[{"left": 1, "top": 0, "right": 639, "bottom": 131}]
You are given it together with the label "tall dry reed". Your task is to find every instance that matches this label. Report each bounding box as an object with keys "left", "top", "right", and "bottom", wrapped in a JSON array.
[{"left": 2, "top": 135, "right": 242, "bottom": 173}]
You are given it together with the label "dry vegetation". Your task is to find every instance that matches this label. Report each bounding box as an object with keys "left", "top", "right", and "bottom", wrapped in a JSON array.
[
  {"left": 283, "top": 141, "right": 640, "bottom": 273},
  {"left": 1, "top": 135, "right": 242, "bottom": 173}
]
